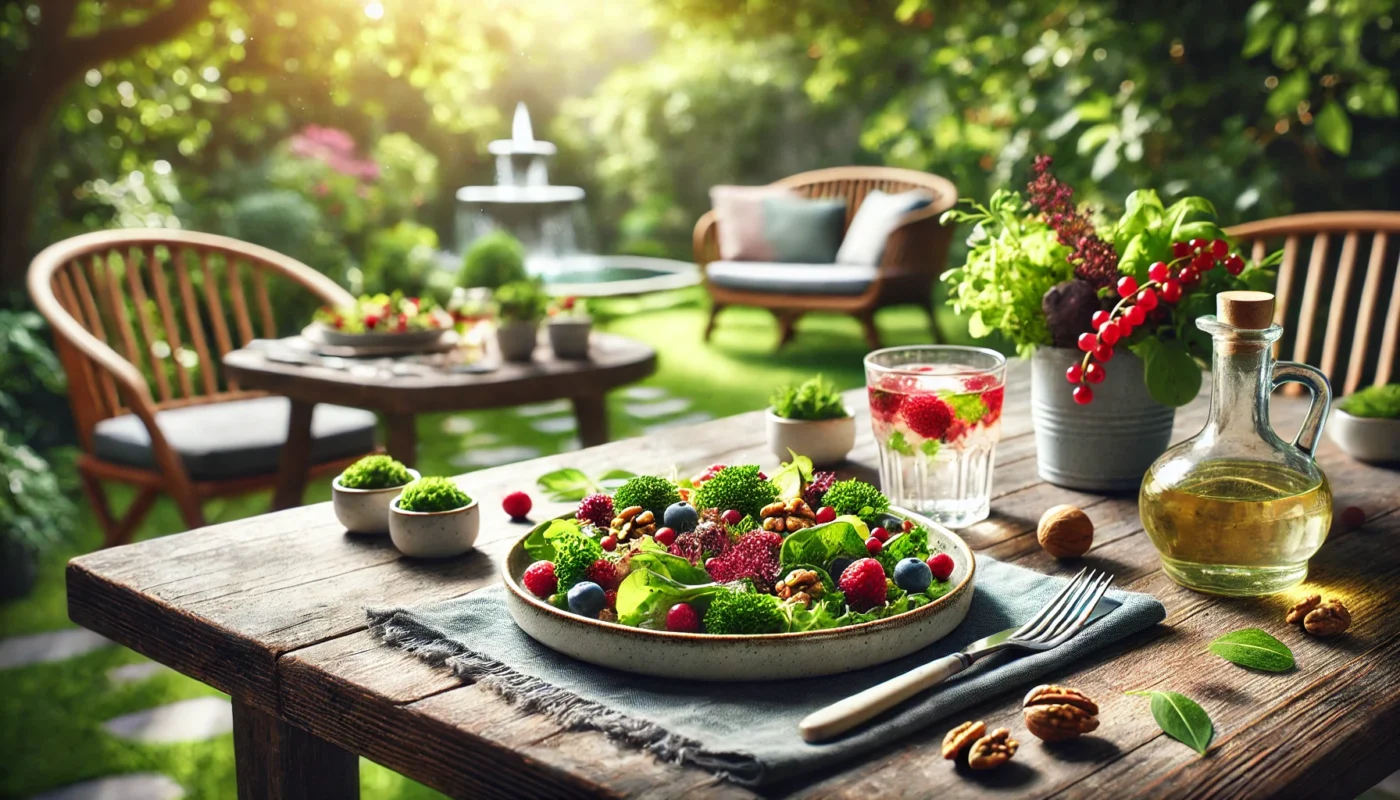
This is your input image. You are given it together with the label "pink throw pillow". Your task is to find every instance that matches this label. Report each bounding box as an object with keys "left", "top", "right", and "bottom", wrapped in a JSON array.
[{"left": 709, "top": 185, "right": 801, "bottom": 261}]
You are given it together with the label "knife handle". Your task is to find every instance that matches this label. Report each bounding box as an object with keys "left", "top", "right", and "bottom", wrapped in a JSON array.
[{"left": 798, "top": 653, "right": 968, "bottom": 743}]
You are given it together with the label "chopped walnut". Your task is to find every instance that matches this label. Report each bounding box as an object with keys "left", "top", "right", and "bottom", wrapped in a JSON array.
[
  {"left": 775, "top": 569, "right": 824, "bottom": 608},
  {"left": 610, "top": 505, "right": 656, "bottom": 542},
  {"left": 760, "top": 498, "right": 818, "bottom": 534},
  {"left": 1286, "top": 593, "right": 1321, "bottom": 625},
  {"left": 941, "top": 720, "right": 986, "bottom": 760},
  {"left": 968, "top": 728, "right": 1019, "bottom": 770},
  {"left": 1304, "top": 598, "right": 1351, "bottom": 637}
]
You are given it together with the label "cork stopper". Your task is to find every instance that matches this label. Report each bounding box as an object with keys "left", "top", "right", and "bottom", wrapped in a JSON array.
[{"left": 1217, "top": 291, "right": 1275, "bottom": 330}]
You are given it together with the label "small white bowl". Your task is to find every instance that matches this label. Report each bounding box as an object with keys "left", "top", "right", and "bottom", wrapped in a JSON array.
[
  {"left": 1328, "top": 409, "right": 1400, "bottom": 464},
  {"left": 332, "top": 468, "right": 420, "bottom": 534},
  {"left": 765, "top": 408, "right": 856, "bottom": 467},
  {"left": 388, "top": 496, "right": 480, "bottom": 558}
]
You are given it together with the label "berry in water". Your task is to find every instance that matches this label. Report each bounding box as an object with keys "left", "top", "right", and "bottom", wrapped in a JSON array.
[
  {"left": 1073, "top": 385, "right": 1094, "bottom": 405},
  {"left": 926, "top": 552, "right": 955, "bottom": 582},
  {"left": 1116, "top": 276, "right": 1139, "bottom": 297},
  {"left": 1148, "top": 261, "right": 1171, "bottom": 282},
  {"left": 1078, "top": 332, "right": 1098, "bottom": 352},
  {"left": 902, "top": 394, "right": 955, "bottom": 440}
]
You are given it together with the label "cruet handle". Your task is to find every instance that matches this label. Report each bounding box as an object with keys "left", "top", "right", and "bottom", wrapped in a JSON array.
[{"left": 1271, "top": 362, "right": 1332, "bottom": 458}]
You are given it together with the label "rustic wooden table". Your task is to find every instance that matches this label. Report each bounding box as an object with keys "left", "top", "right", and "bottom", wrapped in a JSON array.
[
  {"left": 223, "top": 332, "right": 656, "bottom": 509},
  {"left": 67, "top": 360, "right": 1400, "bottom": 799}
]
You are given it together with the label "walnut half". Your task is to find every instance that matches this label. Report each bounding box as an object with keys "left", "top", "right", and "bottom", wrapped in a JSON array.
[
  {"left": 968, "top": 728, "right": 1019, "bottom": 770},
  {"left": 1304, "top": 599, "right": 1352, "bottom": 636},
  {"left": 941, "top": 720, "right": 986, "bottom": 760},
  {"left": 1022, "top": 684, "right": 1100, "bottom": 742},
  {"left": 1286, "top": 593, "right": 1321, "bottom": 625}
]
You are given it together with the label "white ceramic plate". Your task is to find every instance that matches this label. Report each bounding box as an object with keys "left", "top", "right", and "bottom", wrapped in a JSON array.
[{"left": 501, "top": 509, "right": 976, "bottom": 681}]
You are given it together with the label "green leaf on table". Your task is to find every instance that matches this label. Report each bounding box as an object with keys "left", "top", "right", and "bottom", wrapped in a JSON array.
[
  {"left": 1207, "top": 628, "right": 1295, "bottom": 672},
  {"left": 535, "top": 467, "right": 635, "bottom": 501},
  {"left": 1315, "top": 101, "right": 1352, "bottom": 156},
  {"left": 599, "top": 469, "right": 636, "bottom": 490},
  {"left": 1141, "top": 339, "right": 1203, "bottom": 407},
  {"left": 1127, "top": 690, "right": 1214, "bottom": 755}
]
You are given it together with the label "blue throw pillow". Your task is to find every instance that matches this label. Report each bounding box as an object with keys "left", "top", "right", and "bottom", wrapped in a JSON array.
[
  {"left": 835, "top": 189, "right": 933, "bottom": 266},
  {"left": 760, "top": 197, "right": 847, "bottom": 263}
]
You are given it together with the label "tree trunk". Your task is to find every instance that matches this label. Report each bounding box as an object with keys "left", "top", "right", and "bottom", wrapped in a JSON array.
[{"left": 0, "top": 99, "right": 58, "bottom": 293}]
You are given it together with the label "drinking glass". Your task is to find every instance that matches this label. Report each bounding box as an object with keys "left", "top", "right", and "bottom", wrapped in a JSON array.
[{"left": 864, "top": 346, "right": 1007, "bottom": 528}]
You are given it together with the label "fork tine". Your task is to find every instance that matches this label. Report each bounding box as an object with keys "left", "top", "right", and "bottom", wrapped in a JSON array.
[
  {"left": 1044, "top": 573, "right": 1115, "bottom": 647},
  {"left": 1021, "top": 570, "right": 1100, "bottom": 642},
  {"left": 1012, "top": 568, "right": 1087, "bottom": 639}
]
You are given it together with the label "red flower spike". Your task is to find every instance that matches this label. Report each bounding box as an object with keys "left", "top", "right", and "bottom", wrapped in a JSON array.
[
  {"left": 1065, "top": 363, "right": 1083, "bottom": 384},
  {"left": 1224, "top": 254, "right": 1245, "bottom": 275},
  {"left": 1172, "top": 241, "right": 1192, "bottom": 259},
  {"left": 1180, "top": 266, "right": 1201, "bottom": 286},
  {"left": 1084, "top": 362, "right": 1107, "bottom": 384},
  {"left": 1188, "top": 238, "right": 1208, "bottom": 252},
  {"left": 1192, "top": 252, "right": 1215, "bottom": 272},
  {"left": 1126, "top": 304, "right": 1147, "bottom": 326},
  {"left": 1094, "top": 343, "right": 1115, "bottom": 362},
  {"left": 1148, "top": 262, "right": 1170, "bottom": 283},
  {"left": 1073, "top": 385, "right": 1094, "bottom": 405},
  {"left": 1161, "top": 279, "right": 1183, "bottom": 303},
  {"left": 1091, "top": 310, "right": 1111, "bottom": 330},
  {"left": 1210, "top": 238, "right": 1230, "bottom": 258},
  {"left": 1137, "top": 288, "right": 1159, "bottom": 311},
  {"left": 982, "top": 386, "right": 1004, "bottom": 424},
  {"left": 1116, "top": 276, "right": 1139, "bottom": 298},
  {"left": 1077, "top": 332, "right": 1098, "bottom": 353},
  {"left": 1098, "top": 321, "right": 1121, "bottom": 346},
  {"left": 705, "top": 531, "right": 783, "bottom": 591}
]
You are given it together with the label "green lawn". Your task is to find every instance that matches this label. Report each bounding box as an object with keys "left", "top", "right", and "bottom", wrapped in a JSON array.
[{"left": 0, "top": 291, "right": 976, "bottom": 798}]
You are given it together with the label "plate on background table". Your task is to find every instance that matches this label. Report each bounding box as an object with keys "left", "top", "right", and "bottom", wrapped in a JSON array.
[
  {"left": 501, "top": 509, "right": 976, "bottom": 681},
  {"left": 302, "top": 323, "right": 456, "bottom": 356}
]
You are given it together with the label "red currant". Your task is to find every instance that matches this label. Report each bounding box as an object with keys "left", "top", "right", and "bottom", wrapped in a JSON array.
[
  {"left": 871, "top": 526, "right": 891, "bottom": 542},
  {"left": 1091, "top": 310, "right": 1112, "bottom": 330},
  {"left": 1192, "top": 252, "right": 1215, "bottom": 272},
  {"left": 1065, "top": 363, "right": 1083, "bottom": 384},
  {"left": 1224, "top": 254, "right": 1245, "bottom": 275},
  {"left": 1077, "top": 332, "right": 1098, "bottom": 352},
  {"left": 600, "top": 535, "right": 617, "bottom": 552},
  {"left": 1072, "top": 385, "right": 1094, "bottom": 405},
  {"left": 926, "top": 553, "right": 955, "bottom": 582},
  {"left": 1180, "top": 266, "right": 1201, "bottom": 286},
  {"left": 1116, "top": 276, "right": 1139, "bottom": 298},
  {"left": 1210, "top": 238, "right": 1230, "bottom": 258},
  {"left": 721, "top": 509, "right": 743, "bottom": 525},
  {"left": 865, "top": 536, "right": 884, "bottom": 555},
  {"left": 1084, "top": 362, "right": 1106, "bottom": 384},
  {"left": 1148, "top": 261, "right": 1171, "bottom": 282},
  {"left": 815, "top": 506, "right": 837, "bottom": 524},
  {"left": 1137, "top": 288, "right": 1159, "bottom": 311},
  {"left": 654, "top": 527, "right": 677, "bottom": 547},
  {"left": 1188, "top": 237, "right": 1208, "bottom": 252},
  {"left": 1117, "top": 319, "right": 1134, "bottom": 338},
  {"left": 1094, "top": 343, "right": 1115, "bottom": 362},
  {"left": 666, "top": 602, "right": 701, "bottom": 632},
  {"left": 1340, "top": 505, "right": 1366, "bottom": 529},
  {"left": 1126, "top": 304, "right": 1147, "bottom": 326},
  {"left": 1171, "top": 241, "right": 1192, "bottom": 259},
  {"left": 1098, "top": 320, "right": 1121, "bottom": 346},
  {"left": 1161, "top": 279, "right": 1183, "bottom": 303}
]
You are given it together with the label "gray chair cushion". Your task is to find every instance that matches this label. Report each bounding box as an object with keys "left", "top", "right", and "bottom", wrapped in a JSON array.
[
  {"left": 93, "top": 396, "right": 377, "bottom": 481},
  {"left": 706, "top": 261, "right": 877, "bottom": 296},
  {"left": 761, "top": 197, "right": 847, "bottom": 263},
  {"left": 835, "top": 189, "right": 934, "bottom": 266}
]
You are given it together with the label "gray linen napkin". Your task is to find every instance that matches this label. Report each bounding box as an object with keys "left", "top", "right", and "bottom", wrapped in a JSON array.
[{"left": 368, "top": 556, "right": 1164, "bottom": 787}]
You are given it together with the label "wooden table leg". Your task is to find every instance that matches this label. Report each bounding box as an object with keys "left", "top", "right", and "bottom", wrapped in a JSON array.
[
  {"left": 385, "top": 414, "right": 418, "bottom": 467},
  {"left": 272, "top": 400, "right": 315, "bottom": 511},
  {"left": 232, "top": 698, "right": 359, "bottom": 800},
  {"left": 572, "top": 394, "right": 610, "bottom": 447}
]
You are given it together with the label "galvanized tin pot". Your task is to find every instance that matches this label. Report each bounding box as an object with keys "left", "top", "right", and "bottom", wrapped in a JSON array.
[{"left": 1031, "top": 347, "right": 1175, "bottom": 492}]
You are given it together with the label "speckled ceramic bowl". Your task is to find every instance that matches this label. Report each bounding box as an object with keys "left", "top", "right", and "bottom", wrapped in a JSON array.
[
  {"left": 389, "top": 497, "right": 480, "bottom": 559},
  {"left": 332, "top": 469, "right": 420, "bottom": 535},
  {"left": 306, "top": 323, "right": 450, "bottom": 350},
  {"left": 501, "top": 509, "right": 975, "bottom": 681}
]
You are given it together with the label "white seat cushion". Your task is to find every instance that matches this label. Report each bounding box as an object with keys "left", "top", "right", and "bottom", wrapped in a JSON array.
[
  {"left": 706, "top": 261, "right": 877, "bottom": 296},
  {"left": 835, "top": 189, "right": 934, "bottom": 266}
]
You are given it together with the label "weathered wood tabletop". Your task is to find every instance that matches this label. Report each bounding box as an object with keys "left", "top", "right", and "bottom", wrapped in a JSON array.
[
  {"left": 222, "top": 332, "right": 656, "bottom": 509},
  {"left": 67, "top": 360, "right": 1400, "bottom": 799}
]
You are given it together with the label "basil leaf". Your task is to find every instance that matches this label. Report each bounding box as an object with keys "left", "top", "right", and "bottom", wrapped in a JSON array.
[
  {"left": 598, "top": 469, "right": 636, "bottom": 490},
  {"left": 535, "top": 467, "right": 597, "bottom": 501},
  {"left": 1127, "top": 690, "right": 1214, "bottom": 755},
  {"left": 1207, "top": 628, "right": 1294, "bottom": 672},
  {"left": 1142, "top": 339, "right": 1202, "bottom": 407}
]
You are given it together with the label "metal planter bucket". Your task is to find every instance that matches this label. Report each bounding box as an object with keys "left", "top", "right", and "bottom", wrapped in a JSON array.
[{"left": 1031, "top": 347, "right": 1175, "bottom": 492}]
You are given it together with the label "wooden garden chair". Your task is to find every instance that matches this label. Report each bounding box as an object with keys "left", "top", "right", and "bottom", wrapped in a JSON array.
[
  {"left": 27, "top": 229, "right": 378, "bottom": 547},
  {"left": 693, "top": 166, "right": 958, "bottom": 349},
  {"left": 1226, "top": 212, "right": 1400, "bottom": 396}
]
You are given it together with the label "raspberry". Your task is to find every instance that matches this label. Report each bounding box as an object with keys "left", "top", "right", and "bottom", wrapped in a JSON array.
[
  {"left": 576, "top": 493, "right": 614, "bottom": 528},
  {"left": 670, "top": 521, "right": 731, "bottom": 564},
  {"left": 693, "top": 464, "right": 727, "bottom": 485},
  {"left": 502, "top": 491, "right": 532, "bottom": 519},
  {"left": 839, "top": 558, "right": 888, "bottom": 612},
  {"left": 666, "top": 602, "right": 701, "bottom": 632},
  {"left": 522, "top": 561, "right": 557, "bottom": 598},
  {"left": 804, "top": 471, "right": 836, "bottom": 509},
  {"left": 585, "top": 559, "right": 621, "bottom": 591},
  {"left": 927, "top": 553, "right": 955, "bottom": 582},
  {"left": 981, "top": 387, "right": 1004, "bottom": 425},
  {"left": 868, "top": 387, "right": 904, "bottom": 421},
  {"left": 705, "top": 531, "right": 783, "bottom": 591},
  {"left": 902, "top": 395, "right": 954, "bottom": 440}
]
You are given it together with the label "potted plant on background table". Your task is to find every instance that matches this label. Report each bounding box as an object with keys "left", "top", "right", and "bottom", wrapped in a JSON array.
[
  {"left": 389, "top": 476, "right": 480, "bottom": 558},
  {"left": 766, "top": 375, "right": 856, "bottom": 466},
  {"left": 1328, "top": 383, "right": 1400, "bottom": 463},
  {"left": 332, "top": 454, "right": 420, "bottom": 534},
  {"left": 493, "top": 279, "right": 549, "bottom": 363},
  {"left": 943, "top": 156, "right": 1277, "bottom": 491},
  {"left": 546, "top": 296, "right": 592, "bottom": 360}
]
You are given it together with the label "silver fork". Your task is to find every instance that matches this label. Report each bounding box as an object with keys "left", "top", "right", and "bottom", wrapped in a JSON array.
[{"left": 798, "top": 568, "right": 1116, "bottom": 743}]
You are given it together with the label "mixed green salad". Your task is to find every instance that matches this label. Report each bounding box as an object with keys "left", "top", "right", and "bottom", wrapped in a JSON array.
[{"left": 519, "top": 454, "right": 958, "bottom": 635}]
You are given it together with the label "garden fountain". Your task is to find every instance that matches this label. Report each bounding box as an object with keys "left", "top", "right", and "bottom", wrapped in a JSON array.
[{"left": 453, "top": 103, "right": 697, "bottom": 297}]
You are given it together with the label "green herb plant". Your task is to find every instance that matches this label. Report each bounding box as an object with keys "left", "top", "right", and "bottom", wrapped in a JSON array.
[
  {"left": 820, "top": 478, "right": 889, "bottom": 522},
  {"left": 396, "top": 477, "right": 472, "bottom": 513},
  {"left": 339, "top": 455, "right": 414, "bottom": 490},
  {"left": 770, "top": 375, "right": 849, "bottom": 421},
  {"left": 612, "top": 475, "right": 683, "bottom": 517},
  {"left": 458, "top": 230, "right": 527, "bottom": 289},
  {"left": 1337, "top": 383, "right": 1400, "bottom": 419},
  {"left": 1127, "top": 690, "right": 1214, "bottom": 755},
  {"left": 692, "top": 465, "right": 779, "bottom": 518},
  {"left": 494, "top": 279, "right": 550, "bottom": 324}
]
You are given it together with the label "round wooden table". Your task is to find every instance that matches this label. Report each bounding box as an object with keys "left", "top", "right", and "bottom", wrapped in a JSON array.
[{"left": 223, "top": 332, "right": 656, "bottom": 509}]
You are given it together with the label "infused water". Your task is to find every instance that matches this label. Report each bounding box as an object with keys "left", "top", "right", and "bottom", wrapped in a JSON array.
[{"left": 1141, "top": 459, "right": 1332, "bottom": 596}]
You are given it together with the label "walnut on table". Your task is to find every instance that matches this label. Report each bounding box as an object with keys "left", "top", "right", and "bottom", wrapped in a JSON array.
[
  {"left": 1022, "top": 684, "right": 1100, "bottom": 742},
  {"left": 967, "top": 728, "right": 1020, "bottom": 770}
]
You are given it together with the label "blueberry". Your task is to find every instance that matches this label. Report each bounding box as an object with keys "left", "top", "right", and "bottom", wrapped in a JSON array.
[
  {"left": 894, "top": 557, "right": 933, "bottom": 593},
  {"left": 829, "top": 556, "right": 854, "bottom": 579},
  {"left": 567, "top": 581, "right": 606, "bottom": 617},
  {"left": 663, "top": 501, "right": 700, "bottom": 533}
]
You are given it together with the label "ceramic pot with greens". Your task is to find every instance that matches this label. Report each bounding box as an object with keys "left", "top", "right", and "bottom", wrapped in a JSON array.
[
  {"left": 765, "top": 375, "right": 854, "bottom": 466},
  {"left": 1329, "top": 383, "right": 1400, "bottom": 463},
  {"left": 332, "top": 455, "right": 420, "bottom": 535},
  {"left": 389, "top": 477, "right": 479, "bottom": 558},
  {"left": 494, "top": 279, "right": 548, "bottom": 363}
]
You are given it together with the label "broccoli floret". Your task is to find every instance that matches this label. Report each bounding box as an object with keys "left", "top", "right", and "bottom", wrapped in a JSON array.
[
  {"left": 612, "top": 475, "right": 682, "bottom": 517},
  {"left": 396, "top": 477, "right": 472, "bottom": 513},
  {"left": 552, "top": 528, "right": 605, "bottom": 588},
  {"left": 339, "top": 455, "right": 414, "bottom": 490},
  {"left": 702, "top": 590, "right": 787, "bottom": 635},
  {"left": 692, "top": 465, "right": 779, "bottom": 518},
  {"left": 821, "top": 479, "right": 889, "bottom": 521}
]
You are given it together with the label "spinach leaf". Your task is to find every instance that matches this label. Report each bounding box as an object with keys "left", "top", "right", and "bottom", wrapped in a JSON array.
[
  {"left": 1127, "top": 690, "right": 1214, "bottom": 755},
  {"left": 615, "top": 569, "right": 727, "bottom": 628},
  {"left": 631, "top": 540, "right": 712, "bottom": 584},
  {"left": 779, "top": 518, "right": 869, "bottom": 572},
  {"left": 1207, "top": 628, "right": 1294, "bottom": 672}
]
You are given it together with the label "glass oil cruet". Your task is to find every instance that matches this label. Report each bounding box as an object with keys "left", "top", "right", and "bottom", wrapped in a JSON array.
[{"left": 1141, "top": 290, "right": 1333, "bottom": 596}]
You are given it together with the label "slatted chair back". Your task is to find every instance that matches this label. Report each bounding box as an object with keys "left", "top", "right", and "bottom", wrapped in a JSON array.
[
  {"left": 1226, "top": 212, "right": 1400, "bottom": 397},
  {"left": 28, "top": 229, "right": 354, "bottom": 449}
]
